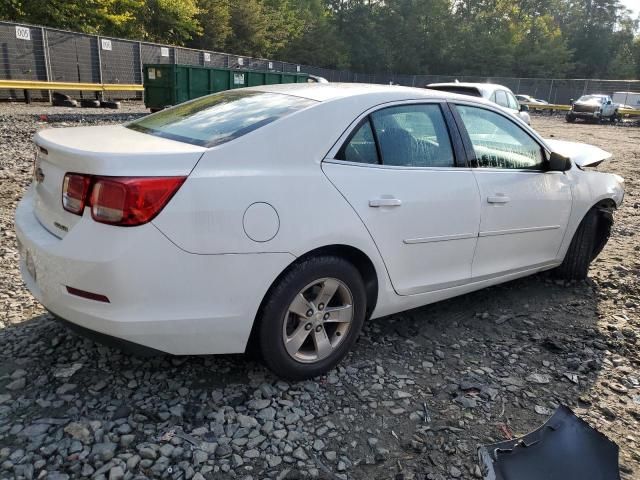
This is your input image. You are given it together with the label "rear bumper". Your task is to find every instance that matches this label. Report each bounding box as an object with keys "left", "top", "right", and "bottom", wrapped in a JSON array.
[
  {"left": 15, "top": 187, "right": 294, "bottom": 355},
  {"left": 54, "top": 314, "right": 164, "bottom": 356}
]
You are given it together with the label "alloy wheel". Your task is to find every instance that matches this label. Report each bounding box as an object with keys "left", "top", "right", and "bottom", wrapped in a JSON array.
[{"left": 282, "top": 277, "right": 354, "bottom": 363}]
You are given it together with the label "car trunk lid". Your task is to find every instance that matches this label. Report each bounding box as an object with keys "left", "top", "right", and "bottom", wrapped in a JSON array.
[{"left": 32, "top": 125, "right": 205, "bottom": 238}]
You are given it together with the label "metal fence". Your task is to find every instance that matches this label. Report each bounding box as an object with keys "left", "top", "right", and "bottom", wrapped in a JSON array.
[{"left": 2, "top": 20, "right": 640, "bottom": 104}]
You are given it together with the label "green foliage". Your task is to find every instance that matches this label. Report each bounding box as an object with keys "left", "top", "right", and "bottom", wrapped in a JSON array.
[
  {"left": 138, "top": 0, "right": 201, "bottom": 44},
  {"left": 193, "top": 0, "right": 231, "bottom": 50},
  {"left": 1, "top": 0, "right": 638, "bottom": 78}
]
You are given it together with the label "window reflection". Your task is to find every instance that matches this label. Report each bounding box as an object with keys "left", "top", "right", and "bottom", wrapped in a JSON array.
[{"left": 127, "top": 91, "right": 317, "bottom": 147}]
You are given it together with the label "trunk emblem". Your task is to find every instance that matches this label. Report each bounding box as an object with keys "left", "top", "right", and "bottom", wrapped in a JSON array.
[
  {"left": 35, "top": 166, "right": 45, "bottom": 183},
  {"left": 53, "top": 222, "right": 69, "bottom": 233}
]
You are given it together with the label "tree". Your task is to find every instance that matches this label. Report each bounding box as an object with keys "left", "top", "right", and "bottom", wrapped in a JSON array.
[
  {"left": 138, "top": 0, "right": 201, "bottom": 44},
  {"left": 0, "top": 0, "right": 145, "bottom": 37},
  {"left": 192, "top": 0, "right": 231, "bottom": 50},
  {"left": 1, "top": 0, "right": 638, "bottom": 78}
]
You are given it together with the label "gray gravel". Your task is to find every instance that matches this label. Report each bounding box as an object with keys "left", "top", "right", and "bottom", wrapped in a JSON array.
[{"left": 0, "top": 103, "right": 639, "bottom": 479}]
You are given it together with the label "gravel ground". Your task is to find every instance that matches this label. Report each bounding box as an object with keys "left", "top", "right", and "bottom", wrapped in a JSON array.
[{"left": 0, "top": 103, "right": 639, "bottom": 480}]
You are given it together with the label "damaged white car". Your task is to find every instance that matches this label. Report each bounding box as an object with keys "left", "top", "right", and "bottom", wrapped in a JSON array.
[{"left": 15, "top": 84, "right": 624, "bottom": 379}]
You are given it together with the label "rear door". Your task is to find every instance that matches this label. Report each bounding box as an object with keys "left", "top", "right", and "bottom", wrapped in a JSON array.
[
  {"left": 451, "top": 103, "right": 572, "bottom": 279},
  {"left": 322, "top": 102, "right": 481, "bottom": 296}
]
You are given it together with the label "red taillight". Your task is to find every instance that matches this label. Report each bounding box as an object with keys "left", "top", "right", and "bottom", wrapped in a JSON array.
[
  {"left": 90, "top": 177, "right": 185, "bottom": 226},
  {"left": 61, "top": 174, "right": 185, "bottom": 226},
  {"left": 62, "top": 173, "right": 92, "bottom": 214}
]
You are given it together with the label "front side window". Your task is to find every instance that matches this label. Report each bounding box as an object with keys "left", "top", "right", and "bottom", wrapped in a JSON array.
[
  {"left": 506, "top": 92, "right": 519, "bottom": 110},
  {"left": 370, "top": 104, "right": 455, "bottom": 167},
  {"left": 455, "top": 105, "right": 544, "bottom": 170},
  {"left": 127, "top": 91, "right": 317, "bottom": 147}
]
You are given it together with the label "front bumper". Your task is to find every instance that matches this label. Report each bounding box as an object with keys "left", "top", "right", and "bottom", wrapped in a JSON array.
[
  {"left": 569, "top": 110, "right": 600, "bottom": 118},
  {"left": 15, "top": 188, "right": 294, "bottom": 355}
]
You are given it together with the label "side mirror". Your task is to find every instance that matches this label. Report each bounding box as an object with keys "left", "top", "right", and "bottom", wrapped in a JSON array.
[
  {"left": 548, "top": 151, "right": 571, "bottom": 172},
  {"left": 520, "top": 104, "right": 529, "bottom": 112}
]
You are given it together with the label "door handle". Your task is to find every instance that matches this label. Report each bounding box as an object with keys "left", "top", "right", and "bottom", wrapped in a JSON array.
[
  {"left": 487, "top": 194, "right": 510, "bottom": 204},
  {"left": 369, "top": 198, "right": 402, "bottom": 207}
]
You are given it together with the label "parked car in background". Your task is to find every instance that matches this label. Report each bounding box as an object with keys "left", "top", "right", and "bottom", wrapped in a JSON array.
[
  {"left": 566, "top": 94, "right": 621, "bottom": 123},
  {"left": 307, "top": 75, "right": 329, "bottom": 83},
  {"left": 515, "top": 94, "right": 548, "bottom": 105},
  {"left": 612, "top": 92, "right": 640, "bottom": 109},
  {"left": 16, "top": 83, "right": 623, "bottom": 379},
  {"left": 427, "top": 82, "right": 531, "bottom": 125}
]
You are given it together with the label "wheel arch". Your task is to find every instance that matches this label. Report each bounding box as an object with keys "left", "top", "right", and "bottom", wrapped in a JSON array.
[
  {"left": 246, "top": 244, "right": 380, "bottom": 353},
  {"left": 590, "top": 198, "right": 616, "bottom": 260}
]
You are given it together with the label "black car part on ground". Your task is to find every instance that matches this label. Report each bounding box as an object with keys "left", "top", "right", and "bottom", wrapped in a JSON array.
[
  {"left": 51, "top": 92, "right": 77, "bottom": 108},
  {"left": 80, "top": 99, "right": 101, "bottom": 108},
  {"left": 100, "top": 100, "right": 121, "bottom": 109},
  {"left": 478, "top": 405, "right": 620, "bottom": 480}
]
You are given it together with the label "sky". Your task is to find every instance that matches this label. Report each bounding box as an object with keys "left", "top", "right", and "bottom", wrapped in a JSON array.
[{"left": 621, "top": 0, "right": 639, "bottom": 19}]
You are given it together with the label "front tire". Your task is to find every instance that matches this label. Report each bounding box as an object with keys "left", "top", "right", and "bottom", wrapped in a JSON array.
[
  {"left": 565, "top": 114, "right": 575, "bottom": 123},
  {"left": 554, "top": 209, "right": 600, "bottom": 280},
  {"left": 258, "top": 256, "right": 367, "bottom": 380}
]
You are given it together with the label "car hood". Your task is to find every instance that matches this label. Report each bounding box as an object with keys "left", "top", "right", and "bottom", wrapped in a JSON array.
[{"left": 544, "top": 139, "right": 612, "bottom": 167}]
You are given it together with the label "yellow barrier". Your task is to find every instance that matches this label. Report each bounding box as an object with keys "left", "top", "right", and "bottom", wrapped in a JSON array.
[
  {"left": 0, "top": 79, "right": 143, "bottom": 92},
  {"left": 524, "top": 102, "right": 571, "bottom": 111},
  {"left": 523, "top": 102, "right": 640, "bottom": 116}
]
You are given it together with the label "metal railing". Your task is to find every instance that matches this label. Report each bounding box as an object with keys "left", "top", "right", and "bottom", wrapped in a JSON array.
[{"left": 1, "top": 20, "right": 639, "bottom": 105}]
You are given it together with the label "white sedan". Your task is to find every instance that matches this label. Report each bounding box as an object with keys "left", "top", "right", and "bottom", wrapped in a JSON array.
[
  {"left": 15, "top": 83, "right": 624, "bottom": 379},
  {"left": 427, "top": 82, "right": 532, "bottom": 125}
]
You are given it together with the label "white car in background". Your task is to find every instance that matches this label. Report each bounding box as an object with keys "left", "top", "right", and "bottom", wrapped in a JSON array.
[
  {"left": 515, "top": 94, "right": 548, "bottom": 105},
  {"left": 16, "top": 83, "right": 623, "bottom": 379},
  {"left": 427, "top": 82, "right": 532, "bottom": 125}
]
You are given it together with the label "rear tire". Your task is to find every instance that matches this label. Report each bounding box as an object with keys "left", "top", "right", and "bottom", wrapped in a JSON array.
[
  {"left": 554, "top": 209, "right": 599, "bottom": 280},
  {"left": 258, "top": 256, "right": 366, "bottom": 380}
]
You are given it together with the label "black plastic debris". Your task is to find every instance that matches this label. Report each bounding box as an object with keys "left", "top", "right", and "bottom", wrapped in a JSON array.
[{"left": 478, "top": 405, "right": 620, "bottom": 480}]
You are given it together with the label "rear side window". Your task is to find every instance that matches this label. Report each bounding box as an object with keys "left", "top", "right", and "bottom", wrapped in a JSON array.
[
  {"left": 494, "top": 90, "right": 509, "bottom": 108},
  {"left": 338, "top": 119, "right": 379, "bottom": 164},
  {"left": 371, "top": 105, "right": 455, "bottom": 167},
  {"left": 127, "top": 91, "right": 317, "bottom": 147},
  {"left": 336, "top": 104, "right": 455, "bottom": 168}
]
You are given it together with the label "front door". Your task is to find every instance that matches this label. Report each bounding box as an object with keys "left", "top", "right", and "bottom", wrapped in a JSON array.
[
  {"left": 452, "top": 103, "right": 572, "bottom": 279},
  {"left": 322, "top": 102, "right": 481, "bottom": 295}
]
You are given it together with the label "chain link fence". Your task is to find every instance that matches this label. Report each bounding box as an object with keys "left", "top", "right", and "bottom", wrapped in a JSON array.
[{"left": 2, "top": 20, "right": 639, "bottom": 105}]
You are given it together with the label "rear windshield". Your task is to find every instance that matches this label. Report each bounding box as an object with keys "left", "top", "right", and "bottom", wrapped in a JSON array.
[
  {"left": 127, "top": 91, "right": 317, "bottom": 147},
  {"left": 426, "top": 86, "right": 482, "bottom": 97}
]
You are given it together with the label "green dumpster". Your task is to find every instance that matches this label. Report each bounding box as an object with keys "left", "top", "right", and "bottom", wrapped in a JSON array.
[{"left": 143, "top": 64, "right": 311, "bottom": 111}]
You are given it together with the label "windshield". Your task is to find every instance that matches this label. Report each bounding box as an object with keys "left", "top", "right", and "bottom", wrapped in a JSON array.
[
  {"left": 577, "top": 95, "right": 604, "bottom": 103},
  {"left": 127, "top": 91, "right": 317, "bottom": 147}
]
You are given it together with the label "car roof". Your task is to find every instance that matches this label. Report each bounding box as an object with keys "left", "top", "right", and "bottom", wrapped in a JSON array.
[
  {"left": 245, "top": 82, "right": 501, "bottom": 110},
  {"left": 426, "top": 82, "right": 512, "bottom": 97},
  {"left": 246, "top": 82, "right": 449, "bottom": 102}
]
